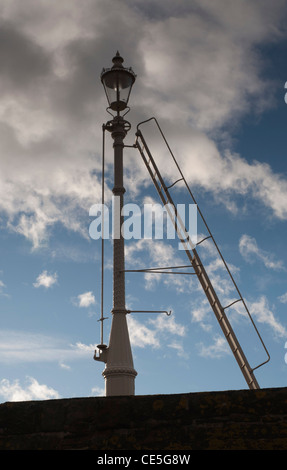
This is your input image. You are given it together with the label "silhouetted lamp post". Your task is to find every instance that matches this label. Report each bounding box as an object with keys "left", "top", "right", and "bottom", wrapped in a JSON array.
[{"left": 94, "top": 52, "right": 137, "bottom": 396}]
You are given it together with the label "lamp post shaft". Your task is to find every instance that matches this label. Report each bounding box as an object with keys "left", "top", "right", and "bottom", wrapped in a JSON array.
[
  {"left": 112, "top": 120, "right": 126, "bottom": 311},
  {"left": 101, "top": 117, "right": 137, "bottom": 396}
]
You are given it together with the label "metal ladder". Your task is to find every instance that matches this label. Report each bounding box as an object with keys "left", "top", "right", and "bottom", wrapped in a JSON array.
[{"left": 134, "top": 117, "right": 270, "bottom": 390}]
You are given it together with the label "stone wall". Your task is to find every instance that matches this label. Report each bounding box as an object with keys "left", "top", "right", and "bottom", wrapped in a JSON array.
[{"left": 0, "top": 387, "right": 287, "bottom": 450}]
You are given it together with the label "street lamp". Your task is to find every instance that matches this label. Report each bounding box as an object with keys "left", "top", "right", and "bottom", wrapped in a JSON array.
[
  {"left": 94, "top": 52, "right": 137, "bottom": 396},
  {"left": 101, "top": 51, "right": 136, "bottom": 114}
]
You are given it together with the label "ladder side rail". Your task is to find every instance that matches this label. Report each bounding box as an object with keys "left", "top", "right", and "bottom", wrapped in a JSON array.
[
  {"left": 136, "top": 132, "right": 260, "bottom": 389},
  {"left": 136, "top": 119, "right": 270, "bottom": 372},
  {"left": 135, "top": 135, "right": 168, "bottom": 206}
]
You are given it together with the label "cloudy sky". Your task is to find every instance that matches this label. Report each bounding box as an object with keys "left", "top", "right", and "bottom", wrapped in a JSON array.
[{"left": 0, "top": 0, "right": 287, "bottom": 401}]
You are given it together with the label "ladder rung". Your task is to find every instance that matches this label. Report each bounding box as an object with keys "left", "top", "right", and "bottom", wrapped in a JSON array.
[
  {"left": 196, "top": 235, "right": 212, "bottom": 246},
  {"left": 223, "top": 299, "right": 242, "bottom": 310},
  {"left": 166, "top": 178, "right": 183, "bottom": 189},
  {"left": 152, "top": 170, "right": 158, "bottom": 180}
]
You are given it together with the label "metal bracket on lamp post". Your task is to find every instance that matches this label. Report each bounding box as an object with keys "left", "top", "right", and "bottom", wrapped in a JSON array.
[
  {"left": 104, "top": 118, "right": 132, "bottom": 134},
  {"left": 126, "top": 309, "right": 172, "bottom": 316}
]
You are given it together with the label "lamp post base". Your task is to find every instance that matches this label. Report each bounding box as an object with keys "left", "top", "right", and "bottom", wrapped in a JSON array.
[
  {"left": 103, "top": 366, "right": 137, "bottom": 396},
  {"left": 94, "top": 311, "right": 137, "bottom": 396}
]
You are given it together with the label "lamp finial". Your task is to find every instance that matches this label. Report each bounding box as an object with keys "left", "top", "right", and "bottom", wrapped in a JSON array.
[{"left": 112, "top": 51, "right": 124, "bottom": 68}]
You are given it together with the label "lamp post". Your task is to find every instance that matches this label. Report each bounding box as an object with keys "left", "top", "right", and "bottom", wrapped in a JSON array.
[{"left": 94, "top": 52, "right": 137, "bottom": 396}]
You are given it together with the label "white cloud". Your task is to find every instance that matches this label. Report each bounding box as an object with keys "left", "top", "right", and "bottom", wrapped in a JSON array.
[
  {"left": 169, "top": 340, "right": 188, "bottom": 359},
  {"left": 0, "top": 0, "right": 285, "bottom": 251},
  {"left": 278, "top": 292, "right": 287, "bottom": 304},
  {"left": 0, "top": 279, "right": 9, "bottom": 298},
  {"left": 191, "top": 299, "right": 213, "bottom": 332},
  {"left": 33, "top": 270, "right": 58, "bottom": 288},
  {"left": 194, "top": 294, "right": 286, "bottom": 359},
  {"left": 0, "top": 376, "right": 60, "bottom": 402},
  {"left": 190, "top": 279, "right": 287, "bottom": 340},
  {"left": 127, "top": 315, "right": 160, "bottom": 349},
  {"left": 59, "top": 362, "right": 71, "bottom": 371},
  {"left": 204, "top": 257, "right": 240, "bottom": 302},
  {"left": 127, "top": 312, "right": 187, "bottom": 357},
  {"left": 239, "top": 234, "right": 285, "bottom": 270},
  {"left": 149, "top": 314, "right": 186, "bottom": 337},
  {"left": 198, "top": 335, "right": 231, "bottom": 359},
  {"left": 91, "top": 385, "right": 105, "bottom": 397},
  {"left": 76, "top": 291, "right": 96, "bottom": 308},
  {"left": 135, "top": 119, "right": 287, "bottom": 222},
  {"left": 125, "top": 238, "right": 193, "bottom": 293},
  {"left": 0, "top": 330, "right": 95, "bottom": 364},
  {"left": 73, "top": 341, "right": 95, "bottom": 352},
  {"left": 249, "top": 295, "right": 287, "bottom": 338}
]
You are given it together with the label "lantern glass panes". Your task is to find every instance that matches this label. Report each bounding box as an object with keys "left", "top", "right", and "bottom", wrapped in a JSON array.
[{"left": 101, "top": 52, "right": 136, "bottom": 113}]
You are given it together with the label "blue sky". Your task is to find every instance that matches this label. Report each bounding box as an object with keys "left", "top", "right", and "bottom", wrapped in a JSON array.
[{"left": 0, "top": 0, "right": 287, "bottom": 401}]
